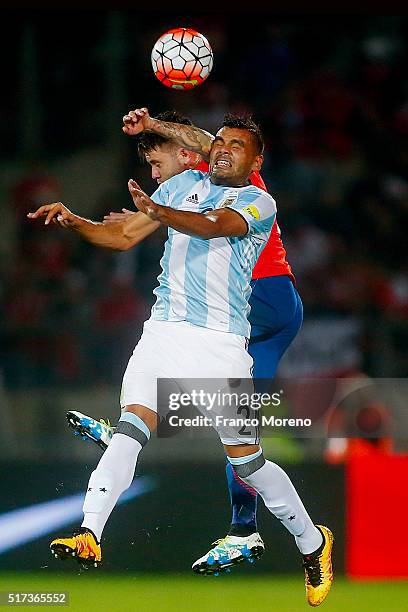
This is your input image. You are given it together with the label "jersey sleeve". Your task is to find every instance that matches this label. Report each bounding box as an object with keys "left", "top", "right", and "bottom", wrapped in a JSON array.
[{"left": 226, "top": 191, "right": 277, "bottom": 236}]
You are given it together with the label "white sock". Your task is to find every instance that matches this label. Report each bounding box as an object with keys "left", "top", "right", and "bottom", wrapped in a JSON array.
[
  {"left": 234, "top": 457, "right": 323, "bottom": 555},
  {"left": 82, "top": 433, "right": 142, "bottom": 541}
]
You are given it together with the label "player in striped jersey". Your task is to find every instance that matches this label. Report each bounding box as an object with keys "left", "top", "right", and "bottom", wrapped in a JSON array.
[
  {"left": 28, "top": 114, "right": 333, "bottom": 606},
  {"left": 68, "top": 110, "right": 302, "bottom": 573}
]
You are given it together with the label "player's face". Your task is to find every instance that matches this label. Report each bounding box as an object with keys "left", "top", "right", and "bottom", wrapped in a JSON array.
[
  {"left": 145, "top": 145, "right": 186, "bottom": 184},
  {"left": 209, "top": 127, "right": 263, "bottom": 187}
]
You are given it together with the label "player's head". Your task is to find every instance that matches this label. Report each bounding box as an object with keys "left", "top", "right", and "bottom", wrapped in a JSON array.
[
  {"left": 136, "top": 111, "right": 201, "bottom": 184},
  {"left": 209, "top": 114, "right": 264, "bottom": 187}
]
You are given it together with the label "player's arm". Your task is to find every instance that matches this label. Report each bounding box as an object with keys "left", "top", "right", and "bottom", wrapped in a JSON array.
[
  {"left": 27, "top": 202, "right": 159, "bottom": 250},
  {"left": 103, "top": 209, "right": 135, "bottom": 224},
  {"left": 128, "top": 180, "right": 247, "bottom": 239},
  {"left": 122, "top": 108, "right": 214, "bottom": 161}
]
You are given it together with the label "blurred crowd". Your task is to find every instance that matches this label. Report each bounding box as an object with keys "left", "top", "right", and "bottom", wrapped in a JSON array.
[{"left": 0, "top": 15, "right": 407, "bottom": 389}]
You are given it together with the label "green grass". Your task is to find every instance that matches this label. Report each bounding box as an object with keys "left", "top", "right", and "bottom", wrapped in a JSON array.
[{"left": 0, "top": 573, "right": 407, "bottom": 612}]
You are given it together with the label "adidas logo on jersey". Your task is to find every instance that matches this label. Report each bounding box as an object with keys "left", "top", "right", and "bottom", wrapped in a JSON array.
[{"left": 186, "top": 193, "right": 199, "bottom": 203}]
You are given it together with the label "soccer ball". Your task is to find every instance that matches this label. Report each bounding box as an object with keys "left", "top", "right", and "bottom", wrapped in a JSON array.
[{"left": 151, "top": 28, "right": 213, "bottom": 90}]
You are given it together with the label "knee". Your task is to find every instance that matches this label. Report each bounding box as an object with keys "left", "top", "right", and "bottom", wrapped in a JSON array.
[
  {"left": 226, "top": 448, "right": 265, "bottom": 479},
  {"left": 122, "top": 404, "right": 158, "bottom": 433}
]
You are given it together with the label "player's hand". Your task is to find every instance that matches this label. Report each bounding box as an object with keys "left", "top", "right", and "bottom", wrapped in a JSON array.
[
  {"left": 128, "top": 179, "right": 161, "bottom": 221},
  {"left": 122, "top": 107, "right": 152, "bottom": 136},
  {"left": 103, "top": 209, "right": 136, "bottom": 224},
  {"left": 27, "top": 202, "right": 78, "bottom": 227}
]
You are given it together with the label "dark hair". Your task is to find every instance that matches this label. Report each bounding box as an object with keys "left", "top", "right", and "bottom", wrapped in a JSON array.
[
  {"left": 136, "top": 110, "right": 193, "bottom": 160},
  {"left": 221, "top": 114, "right": 264, "bottom": 155}
]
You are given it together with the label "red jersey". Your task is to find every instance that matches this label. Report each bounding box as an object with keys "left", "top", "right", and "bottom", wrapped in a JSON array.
[{"left": 195, "top": 163, "right": 295, "bottom": 283}]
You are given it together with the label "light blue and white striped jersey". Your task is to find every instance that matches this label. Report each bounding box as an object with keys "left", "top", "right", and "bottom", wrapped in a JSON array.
[{"left": 150, "top": 170, "right": 276, "bottom": 337}]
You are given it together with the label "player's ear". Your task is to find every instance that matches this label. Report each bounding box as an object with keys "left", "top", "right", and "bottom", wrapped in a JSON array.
[
  {"left": 251, "top": 155, "right": 263, "bottom": 173},
  {"left": 179, "top": 148, "right": 196, "bottom": 169}
]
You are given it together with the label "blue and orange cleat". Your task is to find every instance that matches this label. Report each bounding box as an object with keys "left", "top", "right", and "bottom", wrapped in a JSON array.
[
  {"left": 192, "top": 532, "right": 265, "bottom": 575},
  {"left": 67, "top": 410, "right": 114, "bottom": 450}
]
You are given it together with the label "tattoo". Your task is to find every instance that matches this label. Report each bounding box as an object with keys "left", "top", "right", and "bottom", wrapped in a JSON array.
[{"left": 148, "top": 118, "right": 214, "bottom": 160}]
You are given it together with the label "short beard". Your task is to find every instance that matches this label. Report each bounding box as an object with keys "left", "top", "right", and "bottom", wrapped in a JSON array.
[{"left": 210, "top": 168, "right": 249, "bottom": 187}]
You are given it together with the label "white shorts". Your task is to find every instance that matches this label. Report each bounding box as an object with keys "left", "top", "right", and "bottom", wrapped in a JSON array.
[{"left": 120, "top": 319, "right": 255, "bottom": 445}]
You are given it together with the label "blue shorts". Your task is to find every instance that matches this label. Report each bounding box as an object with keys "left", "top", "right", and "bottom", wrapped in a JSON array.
[{"left": 248, "top": 276, "right": 303, "bottom": 381}]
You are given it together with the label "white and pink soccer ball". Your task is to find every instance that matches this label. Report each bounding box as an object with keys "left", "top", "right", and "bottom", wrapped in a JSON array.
[{"left": 151, "top": 27, "right": 213, "bottom": 90}]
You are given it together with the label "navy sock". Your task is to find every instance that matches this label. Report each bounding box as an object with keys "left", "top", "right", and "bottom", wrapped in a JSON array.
[{"left": 226, "top": 460, "right": 258, "bottom": 536}]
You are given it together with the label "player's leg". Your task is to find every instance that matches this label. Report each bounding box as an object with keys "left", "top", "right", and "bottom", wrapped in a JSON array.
[
  {"left": 202, "top": 277, "right": 302, "bottom": 573},
  {"left": 190, "top": 330, "right": 266, "bottom": 575},
  {"left": 224, "top": 443, "right": 333, "bottom": 607},
  {"left": 51, "top": 321, "right": 162, "bottom": 567},
  {"left": 50, "top": 403, "right": 156, "bottom": 567},
  {"left": 80, "top": 404, "right": 157, "bottom": 539},
  {"left": 193, "top": 457, "right": 264, "bottom": 575},
  {"left": 225, "top": 459, "right": 258, "bottom": 536},
  {"left": 248, "top": 275, "right": 303, "bottom": 382}
]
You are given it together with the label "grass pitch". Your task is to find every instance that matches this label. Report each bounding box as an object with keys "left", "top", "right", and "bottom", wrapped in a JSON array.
[{"left": 0, "top": 573, "right": 407, "bottom": 611}]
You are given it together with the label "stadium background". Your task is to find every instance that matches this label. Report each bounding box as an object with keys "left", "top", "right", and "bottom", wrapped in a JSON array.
[{"left": 0, "top": 9, "right": 407, "bottom": 611}]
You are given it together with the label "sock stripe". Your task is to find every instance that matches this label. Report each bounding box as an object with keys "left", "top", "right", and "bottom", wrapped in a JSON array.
[
  {"left": 115, "top": 422, "right": 148, "bottom": 447},
  {"left": 115, "top": 413, "right": 151, "bottom": 447},
  {"left": 229, "top": 452, "right": 265, "bottom": 478},
  {"left": 119, "top": 413, "right": 151, "bottom": 439},
  {"left": 227, "top": 448, "right": 263, "bottom": 466}
]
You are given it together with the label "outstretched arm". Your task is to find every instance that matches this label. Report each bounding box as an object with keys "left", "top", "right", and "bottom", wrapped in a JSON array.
[
  {"left": 122, "top": 108, "right": 214, "bottom": 161},
  {"left": 27, "top": 202, "right": 159, "bottom": 250},
  {"left": 103, "top": 208, "right": 135, "bottom": 224},
  {"left": 128, "top": 180, "right": 247, "bottom": 239}
]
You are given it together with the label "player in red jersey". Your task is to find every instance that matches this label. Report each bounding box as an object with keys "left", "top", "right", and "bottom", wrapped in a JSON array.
[{"left": 67, "top": 110, "right": 304, "bottom": 576}]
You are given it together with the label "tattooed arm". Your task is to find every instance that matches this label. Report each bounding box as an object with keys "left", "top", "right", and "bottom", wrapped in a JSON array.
[{"left": 122, "top": 107, "right": 214, "bottom": 161}]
